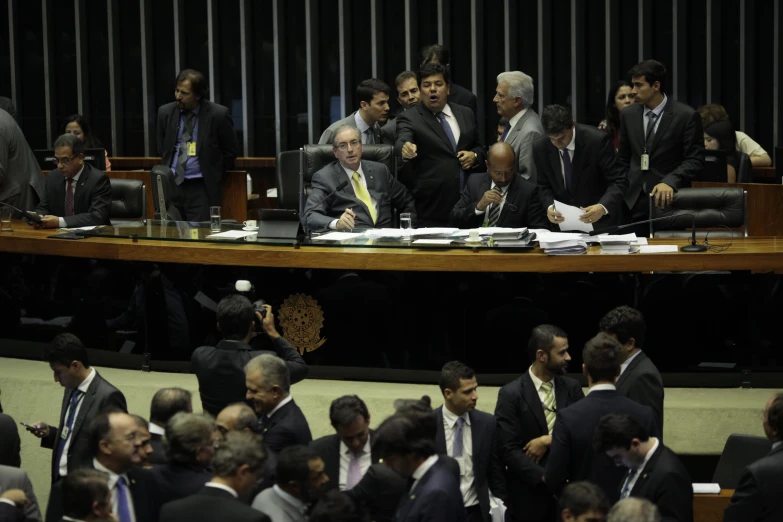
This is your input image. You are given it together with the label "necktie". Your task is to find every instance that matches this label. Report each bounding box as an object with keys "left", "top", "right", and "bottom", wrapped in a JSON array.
[
  {"left": 346, "top": 452, "right": 363, "bottom": 489},
  {"left": 115, "top": 476, "right": 133, "bottom": 522},
  {"left": 500, "top": 121, "right": 511, "bottom": 142},
  {"left": 561, "top": 149, "right": 574, "bottom": 194},
  {"left": 437, "top": 112, "right": 464, "bottom": 191},
  {"left": 175, "top": 112, "right": 196, "bottom": 185},
  {"left": 364, "top": 128, "right": 375, "bottom": 145},
  {"left": 485, "top": 186, "right": 504, "bottom": 227},
  {"left": 645, "top": 112, "right": 658, "bottom": 151},
  {"left": 351, "top": 172, "right": 377, "bottom": 224},
  {"left": 452, "top": 417, "right": 465, "bottom": 457},
  {"left": 64, "top": 178, "right": 75, "bottom": 217},
  {"left": 540, "top": 381, "right": 556, "bottom": 434},
  {"left": 620, "top": 468, "right": 638, "bottom": 499},
  {"left": 55, "top": 389, "right": 83, "bottom": 471}
]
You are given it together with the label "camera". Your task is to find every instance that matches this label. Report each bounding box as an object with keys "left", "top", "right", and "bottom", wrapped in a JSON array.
[
  {"left": 235, "top": 280, "right": 268, "bottom": 331},
  {"left": 253, "top": 298, "right": 267, "bottom": 331}
]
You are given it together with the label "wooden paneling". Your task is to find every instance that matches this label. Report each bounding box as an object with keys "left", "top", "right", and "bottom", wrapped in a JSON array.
[
  {"left": 693, "top": 182, "right": 783, "bottom": 237},
  {"left": 694, "top": 489, "right": 734, "bottom": 522},
  {"left": 751, "top": 167, "right": 777, "bottom": 183}
]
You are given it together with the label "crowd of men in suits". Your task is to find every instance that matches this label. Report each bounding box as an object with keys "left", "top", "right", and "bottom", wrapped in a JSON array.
[{"left": 1, "top": 302, "right": 782, "bottom": 522}]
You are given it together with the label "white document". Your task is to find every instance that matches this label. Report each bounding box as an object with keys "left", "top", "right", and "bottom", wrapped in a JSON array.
[
  {"left": 640, "top": 245, "right": 679, "bottom": 253},
  {"left": 412, "top": 239, "right": 456, "bottom": 245},
  {"left": 554, "top": 200, "right": 593, "bottom": 232},
  {"left": 692, "top": 483, "right": 722, "bottom": 494},
  {"left": 205, "top": 230, "right": 259, "bottom": 239},
  {"left": 451, "top": 227, "right": 528, "bottom": 237},
  {"left": 311, "top": 232, "right": 362, "bottom": 241},
  {"left": 535, "top": 231, "right": 585, "bottom": 243},
  {"left": 411, "top": 227, "right": 459, "bottom": 236}
]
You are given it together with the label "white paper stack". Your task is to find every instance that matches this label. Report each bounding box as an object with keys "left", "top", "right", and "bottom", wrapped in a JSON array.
[
  {"left": 311, "top": 232, "right": 362, "bottom": 242},
  {"left": 539, "top": 238, "right": 588, "bottom": 255},
  {"left": 205, "top": 230, "right": 258, "bottom": 240},
  {"left": 692, "top": 483, "right": 721, "bottom": 494}
]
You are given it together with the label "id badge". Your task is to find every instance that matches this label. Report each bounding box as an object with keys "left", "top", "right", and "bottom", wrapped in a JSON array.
[
  {"left": 187, "top": 142, "right": 197, "bottom": 156},
  {"left": 641, "top": 153, "right": 650, "bottom": 171},
  {"left": 60, "top": 426, "right": 69, "bottom": 439},
  {"left": 455, "top": 457, "right": 467, "bottom": 477}
]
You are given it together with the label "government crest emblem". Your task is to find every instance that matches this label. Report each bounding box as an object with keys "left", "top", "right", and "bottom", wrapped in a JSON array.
[{"left": 278, "top": 293, "right": 326, "bottom": 354}]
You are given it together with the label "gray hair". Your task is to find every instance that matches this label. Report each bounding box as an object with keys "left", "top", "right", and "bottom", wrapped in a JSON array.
[
  {"left": 497, "top": 71, "right": 535, "bottom": 108},
  {"left": 53, "top": 133, "right": 86, "bottom": 154},
  {"left": 607, "top": 498, "right": 661, "bottom": 522},
  {"left": 212, "top": 431, "right": 266, "bottom": 477},
  {"left": 245, "top": 353, "right": 291, "bottom": 395},
  {"left": 164, "top": 412, "right": 216, "bottom": 466},
  {"left": 332, "top": 125, "right": 361, "bottom": 147}
]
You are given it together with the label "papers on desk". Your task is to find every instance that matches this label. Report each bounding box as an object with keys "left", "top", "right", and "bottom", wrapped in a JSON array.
[
  {"left": 311, "top": 231, "right": 362, "bottom": 241},
  {"left": 554, "top": 200, "right": 593, "bottom": 232},
  {"left": 205, "top": 230, "right": 258, "bottom": 240},
  {"left": 692, "top": 483, "right": 721, "bottom": 494},
  {"left": 451, "top": 227, "right": 528, "bottom": 238},
  {"left": 412, "top": 239, "right": 457, "bottom": 245},
  {"left": 640, "top": 245, "right": 679, "bottom": 253},
  {"left": 363, "top": 227, "right": 459, "bottom": 239}
]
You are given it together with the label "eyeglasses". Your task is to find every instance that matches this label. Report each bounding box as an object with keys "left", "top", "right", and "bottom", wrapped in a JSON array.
[
  {"left": 51, "top": 155, "right": 77, "bottom": 167},
  {"left": 335, "top": 140, "right": 361, "bottom": 151}
]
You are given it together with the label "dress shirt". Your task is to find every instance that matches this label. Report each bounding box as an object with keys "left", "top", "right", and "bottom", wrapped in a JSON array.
[
  {"left": 772, "top": 441, "right": 782, "bottom": 451},
  {"left": 272, "top": 485, "right": 308, "bottom": 516},
  {"left": 62, "top": 517, "right": 86, "bottom": 522},
  {"left": 328, "top": 163, "right": 379, "bottom": 230},
  {"left": 620, "top": 350, "right": 642, "bottom": 376},
  {"left": 442, "top": 407, "right": 478, "bottom": 507},
  {"left": 266, "top": 395, "right": 294, "bottom": 419},
  {"left": 93, "top": 458, "right": 136, "bottom": 522},
  {"left": 339, "top": 436, "right": 372, "bottom": 490},
  {"left": 58, "top": 368, "right": 96, "bottom": 476},
  {"left": 504, "top": 109, "right": 528, "bottom": 141},
  {"left": 622, "top": 437, "right": 659, "bottom": 495},
  {"left": 205, "top": 482, "right": 238, "bottom": 498},
  {"left": 354, "top": 112, "right": 374, "bottom": 144},
  {"left": 528, "top": 366, "right": 556, "bottom": 408},
  {"left": 410, "top": 454, "right": 440, "bottom": 493},
  {"left": 169, "top": 104, "right": 202, "bottom": 179},
  {"left": 474, "top": 182, "right": 509, "bottom": 216},
  {"left": 735, "top": 131, "right": 767, "bottom": 156},
  {"left": 642, "top": 94, "right": 667, "bottom": 139},
  {"left": 148, "top": 422, "right": 165, "bottom": 437},
  {"left": 435, "top": 104, "right": 461, "bottom": 145},
  {"left": 0, "top": 500, "right": 14, "bottom": 507},
  {"left": 587, "top": 383, "right": 617, "bottom": 395},
  {"left": 57, "top": 166, "right": 84, "bottom": 228}
]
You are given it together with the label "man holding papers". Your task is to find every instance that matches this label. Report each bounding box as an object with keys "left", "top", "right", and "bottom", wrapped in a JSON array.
[
  {"left": 450, "top": 142, "right": 548, "bottom": 229},
  {"left": 533, "top": 105, "right": 628, "bottom": 231}
]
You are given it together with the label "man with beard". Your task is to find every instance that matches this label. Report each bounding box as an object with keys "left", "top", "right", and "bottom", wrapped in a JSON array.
[
  {"left": 494, "top": 325, "right": 584, "bottom": 522},
  {"left": 319, "top": 79, "right": 392, "bottom": 145}
]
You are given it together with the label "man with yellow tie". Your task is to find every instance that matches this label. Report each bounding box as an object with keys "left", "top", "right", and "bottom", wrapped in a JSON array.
[{"left": 303, "top": 125, "right": 416, "bottom": 231}]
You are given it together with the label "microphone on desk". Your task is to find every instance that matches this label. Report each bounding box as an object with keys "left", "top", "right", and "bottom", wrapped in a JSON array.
[
  {"left": 300, "top": 179, "right": 350, "bottom": 234},
  {"left": 0, "top": 201, "right": 43, "bottom": 224},
  {"left": 589, "top": 212, "right": 707, "bottom": 252}
]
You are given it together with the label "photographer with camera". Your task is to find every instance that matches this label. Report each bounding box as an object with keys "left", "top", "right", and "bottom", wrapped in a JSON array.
[{"left": 191, "top": 293, "right": 308, "bottom": 416}]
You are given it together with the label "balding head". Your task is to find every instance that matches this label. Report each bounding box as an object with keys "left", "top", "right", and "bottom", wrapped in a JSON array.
[
  {"left": 607, "top": 498, "right": 660, "bottom": 522},
  {"left": 486, "top": 142, "right": 517, "bottom": 188},
  {"left": 216, "top": 403, "right": 259, "bottom": 440}
]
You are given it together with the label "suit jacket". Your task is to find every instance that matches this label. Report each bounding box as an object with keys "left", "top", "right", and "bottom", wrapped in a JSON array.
[
  {"left": 433, "top": 407, "right": 505, "bottom": 522},
  {"left": 191, "top": 339, "right": 308, "bottom": 417},
  {"left": 395, "top": 102, "right": 485, "bottom": 227},
  {"left": 626, "top": 444, "right": 692, "bottom": 522},
  {"left": 35, "top": 163, "right": 111, "bottom": 227},
  {"left": 449, "top": 173, "right": 548, "bottom": 230},
  {"left": 0, "top": 414, "right": 20, "bottom": 468},
  {"left": 0, "top": 97, "right": 18, "bottom": 125},
  {"left": 544, "top": 388, "right": 657, "bottom": 502},
  {"left": 393, "top": 458, "right": 466, "bottom": 522},
  {"left": 449, "top": 84, "right": 478, "bottom": 119},
  {"left": 505, "top": 109, "right": 545, "bottom": 183},
  {"left": 150, "top": 463, "right": 212, "bottom": 505},
  {"left": 156, "top": 99, "right": 239, "bottom": 207},
  {"left": 262, "top": 399, "right": 312, "bottom": 455},
  {"left": 318, "top": 112, "right": 392, "bottom": 146},
  {"left": 494, "top": 372, "right": 585, "bottom": 521},
  {"left": 382, "top": 117, "right": 417, "bottom": 190},
  {"left": 534, "top": 123, "right": 629, "bottom": 229},
  {"left": 347, "top": 462, "right": 408, "bottom": 522},
  {"left": 0, "top": 465, "right": 42, "bottom": 522},
  {"left": 163, "top": 486, "right": 271, "bottom": 522},
  {"left": 148, "top": 432, "right": 167, "bottom": 465},
  {"left": 41, "top": 371, "right": 127, "bottom": 481},
  {"left": 309, "top": 431, "right": 379, "bottom": 492},
  {"left": 302, "top": 160, "right": 416, "bottom": 231},
  {"left": 0, "top": 503, "right": 22, "bottom": 522},
  {"left": 251, "top": 487, "right": 305, "bottom": 522},
  {"left": 615, "top": 351, "right": 664, "bottom": 438},
  {"left": 617, "top": 99, "right": 704, "bottom": 212},
  {"left": 724, "top": 443, "right": 783, "bottom": 522},
  {"left": 0, "top": 109, "right": 44, "bottom": 211}
]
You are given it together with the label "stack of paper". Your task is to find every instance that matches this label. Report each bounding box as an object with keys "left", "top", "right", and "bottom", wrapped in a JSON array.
[
  {"left": 539, "top": 238, "right": 588, "bottom": 255},
  {"left": 311, "top": 232, "right": 362, "bottom": 242},
  {"left": 692, "top": 483, "right": 721, "bottom": 494},
  {"left": 205, "top": 230, "right": 258, "bottom": 240},
  {"left": 596, "top": 233, "right": 647, "bottom": 254},
  {"left": 451, "top": 227, "right": 528, "bottom": 239}
]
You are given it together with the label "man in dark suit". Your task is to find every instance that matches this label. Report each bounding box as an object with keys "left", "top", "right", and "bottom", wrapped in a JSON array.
[
  {"left": 617, "top": 60, "right": 704, "bottom": 226},
  {"left": 148, "top": 388, "right": 193, "bottom": 465},
  {"left": 434, "top": 362, "right": 505, "bottom": 522},
  {"left": 26, "top": 334, "right": 126, "bottom": 482},
  {"left": 319, "top": 79, "right": 392, "bottom": 145},
  {"left": 193, "top": 295, "right": 307, "bottom": 416},
  {"left": 724, "top": 393, "right": 783, "bottom": 522},
  {"left": 373, "top": 413, "right": 466, "bottom": 522},
  {"left": 382, "top": 71, "right": 420, "bottom": 190},
  {"left": 396, "top": 63, "right": 485, "bottom": 227},
  {"left": 33, "top": 133, "right": 111, "bottom": 229},
  {"left": 0, "top": 400, "right": 21, "bottom": 467},
  {"left": 599, "top": 306, "right": 664, "bottom": 437},
  {"left": 0, "top": 97, "right": 18, "bottom": 125},
  {"left": 303, "top": 125, "right": 416, "bottom": 231},
  {"left": 346, "top": 463, "right": 407, "bottom": 522},
  {"left": 60, "top": 469, "right": 114, "bottom": 522},
  {"left": 156, "top": 69, "right": 239, "bottom": 221},
  {"left": 494, "top": 325, "right": 585, "bottom": 522},
  {"left": 544, "top": 334, "right": 658, "bottom": 502},
  {"left": 595, "top": 414, "right": 691, "bottom": 522},
  {"left": 0, "top": 108, "right": 44, "bottom": 213},
  {"left": 420, "top": 45, "right": 478, "bottom": 118},
  {"left": 450, "top": 142, "right": 548, "bottom": 229},
  {"left": 161, "top": 432, "right": 271, "bottom": 522},
  {"left": 0, "top": 490, "right": 28, "bottom": 522},
  {"left": 245, "top": 354, "right": 312, "bottom": 455},
  {"left": 535, "top": 105, "right": 628, "bottom": 230}
]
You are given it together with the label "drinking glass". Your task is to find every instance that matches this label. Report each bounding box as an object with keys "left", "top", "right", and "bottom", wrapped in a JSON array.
[
  {"left": 399, "top": 212, "right": 412, "bottom": 240},
  {"left": 0, "top": 207, "right": 12, "bottom": 232},
  {"left": 210, "top": 206, "right": 222, "bottom": 232}
]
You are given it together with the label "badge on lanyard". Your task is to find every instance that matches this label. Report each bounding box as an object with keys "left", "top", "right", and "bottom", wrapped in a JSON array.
[
  {"left": 61, "top": 426, "right": 69, "bottom": 439},
  {"left": 188, "top": 142, "right": 197, "bottom": 156},
  {"left": 641, "top": 153, "right": 650, "bottom": 171}
]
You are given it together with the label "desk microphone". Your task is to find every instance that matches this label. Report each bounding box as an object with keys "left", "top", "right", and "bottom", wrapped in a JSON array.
[
  {"left": 0, "top": 201, "right": 43, "bottom": 224},
  {"left": 589, "top": 212, "right": 706, "bottom": 252},
  {"left": 300, "top": 179, "right": 350, "bottom": 234}
]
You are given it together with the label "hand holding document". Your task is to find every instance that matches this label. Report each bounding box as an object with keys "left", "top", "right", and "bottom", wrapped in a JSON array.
[{"left": 554, "top": 200, "right": 593, "bottom": 233}]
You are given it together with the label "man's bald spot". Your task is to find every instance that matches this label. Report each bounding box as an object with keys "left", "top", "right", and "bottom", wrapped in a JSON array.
[
  {"left": 217, "top": 403, "right": 257, "bottom": 431},
  {"left": 487, "top": 142, "right": 516, "bottom": 167}
]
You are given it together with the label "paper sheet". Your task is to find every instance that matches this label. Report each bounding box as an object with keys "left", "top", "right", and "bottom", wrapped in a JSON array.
[
  {"left": 692, "top": 483, "right": 721, "bottom": 494},
  {"left": 640, "top": 245, "right": 679, "bottom": 253},
  {"left": 451, "top": 227, "right": 528, "bottom": 237},
  {"left": 311, "top": 232, "right": 362, "bottom": 241},
  {"left": 205, "top": 230, "right": 258, "bottom": 239},
  {"left": 412, "top": 239, "right": 456, "bottom": 245},
  {"left": 554, "top": 200, "right": 593, "bottom": 232}
]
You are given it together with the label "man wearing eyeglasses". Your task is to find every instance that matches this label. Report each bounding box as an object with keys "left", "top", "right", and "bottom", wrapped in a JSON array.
[
  {"left": 303, "top": 125, "right": 415, "bottom": 231},
  {"left": 32, "top": 133, "right": 111, "bottom": 228}
]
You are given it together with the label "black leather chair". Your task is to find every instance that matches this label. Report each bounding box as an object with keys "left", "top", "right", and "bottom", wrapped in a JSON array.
[
  {"left": 275, "top": 150, "right": 301, "bottom": 212},
  {"left": 712, "top": 434, "right": 772, "bottom": 489},
  {"left": 150, "top": 165, "right": 182, "bottom": 221},
  {"left": 650, "top": 187, "right": 747, "bottom": 239},
  {"left": 109, "top": 179, "right": 146, "bottom": 225},
  {"left": 736, "top": 151, "right": 752, "bottom": 184}
]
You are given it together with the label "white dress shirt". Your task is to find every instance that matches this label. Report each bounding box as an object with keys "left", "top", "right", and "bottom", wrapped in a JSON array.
[
  {"left": 205, "top": 482, "right": 238, "bottom": 498},
  {"left": 266, "top": 394, "right": 294, "bottom": 419},
  {"left": 148, "top": 422, "right": 165, "bottom": 437},
  {"left": 504, "top": 109, "right": 528, "bottom": 141},
  {"left": 528, "top": 366, "right": 556, "bottom": 410},
  {"left": 61, "top": 517, "right": 86, "bottom": 522},
  {"left": 442, "top": 407, "right": 478, "bottom": 507},
  {"left": 437, "top": 104, "right": 461, "bottom": 144},
  {"left": 620, "top": 350, "right": 642, "bottom": 376},
  {"left": 93, "top": 458, "right": 136, "bottom": 522},
  {"left": 622, "top": 437, "right": 659, "bottom": 496},
  {"left": 58, "top": 165, "right": 85, "bottom": 228},
  {"left": 772, "top": 441, "right": 782, "bottom": 451},
  {"left": 59, "top": 368, "right": 96, "bottom": 476},
  {"left": 587, "top": 383, "right": 617, "bottom": 395},
  {"left": 339, "top": 436, "right": 372, "bottom": 490},
  {"left": 642, "top": 94, "right": 667, "bottom": 140},
  {"left": 474, "top": 182, "right": 509, "bottom": 216},
  {"left": 328, "top": 163, "right": 379, "bottom": 230},
  {"left": 354, "top": 112, "right": 374, "bottom": 144},
  {"left": 410, "top": 454, "right": 440, "bottom": 492}
]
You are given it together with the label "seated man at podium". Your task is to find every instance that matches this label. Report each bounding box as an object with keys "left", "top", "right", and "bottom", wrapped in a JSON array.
[
  {"left": 33, "top": 133, "right": 111, "bottom": 228},
  {"left": 302, "top": 125, "right": 416, "bottom": 231}
]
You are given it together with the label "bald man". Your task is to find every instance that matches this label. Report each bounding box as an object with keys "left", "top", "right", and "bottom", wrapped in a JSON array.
[
  {"left": 216, "top": 403, "right": 278, "bottom": 494},
  {"left": 450, "top": 142, "right": 549, "bottom": 229}
]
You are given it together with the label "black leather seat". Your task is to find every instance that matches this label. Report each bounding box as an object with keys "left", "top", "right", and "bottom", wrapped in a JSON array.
[
  {"left": 712, "top": 434, "right": 772, "bottom": 489},
  {"left": 650, "top": 187, "right": 747, "bottom": 239},
  {"left": 736, "top": 152, "right": 752, "bottom": 184},
  {"left": 275, "top": 150, "right": 301, "bottom": 212},
  {"left": 109, "top": 178, "right": 146, "bottom": 225}
]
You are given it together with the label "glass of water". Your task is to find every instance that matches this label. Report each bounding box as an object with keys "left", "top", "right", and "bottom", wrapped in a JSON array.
[
  {"left": 0, "top": 207, "right": 12, "bottom": 232},
  {"left": 399, "top": 212, "right": 412, "bottom": 240},
  {"left": 210, "top": 206, "right": 221, "bottom": 232}
]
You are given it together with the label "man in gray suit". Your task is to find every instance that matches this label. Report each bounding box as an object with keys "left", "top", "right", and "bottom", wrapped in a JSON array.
[
  {"left": 303, "top": 125, "right": 416, "bottom": 231},
  {"left": 252, "top": 445, "right": 329, "bottom": 522},
  {"left": 318, "top": 79, "right": 392, "bottom": 145},
  {"left": 0, "top": 465, "right": 42, "bottom": 522},
  {"left": 0, "top": 108, "right": 44, "bottom": 212},
  {"left": 494, "top": 71, "right": 545, "bottom": 183},
  {"left": 0, "top": 97, "right": 19, "bottom": 125}
]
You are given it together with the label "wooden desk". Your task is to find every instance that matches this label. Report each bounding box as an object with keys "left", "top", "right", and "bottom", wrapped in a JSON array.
[
  {"left": 694, "top": 489, "right": 733, "bottom": 522},
  {"left": 693, "top": 181, "right": 783, "bottom": 236},
  {"left": 3, "top": 225, "right": 783, "bottom": 273}
]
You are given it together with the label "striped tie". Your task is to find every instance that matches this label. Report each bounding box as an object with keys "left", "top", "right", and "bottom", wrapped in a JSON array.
[
  {"left": 485, "top": 186, "right": 503, "bottom": 227},
  {"left": 541, "top": 381, "right": 556, "bottom": 434}
]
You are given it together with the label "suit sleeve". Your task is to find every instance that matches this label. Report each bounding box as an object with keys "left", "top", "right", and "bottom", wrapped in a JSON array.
[
  {"left": 268, "top": 336, "right": 309, "bottom": 385},
  {"left": 625, "top": 373, "right": 664, "bottom": 438},
  {"left": 19, "top": 471, "right": 42, "bottom": 522},
  {"left": 386, "top": 166, "right": 417, "bottom": 225},
  {"left": 0, "top": 417, "right": 20, "bottom": 467},
  {"left": 394, "top": 112, "right": 415, "bottom": 164},
  {"left": 518, "top": 130, "right": 543, "bottom": 184},
  {"left": 617, "top": 114, "right": 631, "bottom": 173},
  {"left": 595, "top": 133, "right": 629, "bottom": 213},
  {"left": 301, "top": 170, "right": 337, "bottom": 231},
  {"left": 62, "top": 174, "right": 112, "bottom": 228},
  {"left": 0, "top": 130, "right": 10, "bottom": 200},
  {"left": 543, "top": 412, "right": 571, "bottom": 494},
  {"left": 217, "top": 109, "right": 239, "bottom": 170},
  {"left": 652, "top": 473, "right": 693, "bottom": 522},
  {"left": 103, "top": 390, "right": 128, "bottom": 413},
  {"left": 462, "top": 110, "right": 485, "bottom": 173},
  {"left": 449, "top": 182, "right": 483, "bottom": 229},
  {"left": 0, "top": 502, "right": 24, "bottom": 522},
  {"left": 493, "top": 386, "right": 545, "bottom": 488},
  {"left": 723, "top": 468, "right": 762, "bottom": 522},
  {"left": 660, "top": 110, "right": 704, "bottom": 190},
  {"left": 524, "top": 185, "right": 549, "bottom": 229},
  {"left": 487, "top": 421, "right": 508, "bottom": 501},
  {"left": 420, "top": 489, "right": 466, "bottom": 522},
  {"left": 40, "top": 427, "right": 58, "bottom": 450},
  {"left": 533, "top": 138, "right": 556, "bottom": 211}
]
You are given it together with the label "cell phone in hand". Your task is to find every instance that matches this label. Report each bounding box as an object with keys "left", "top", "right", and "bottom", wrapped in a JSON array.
[{"left": 19, "top": 422, "right": 40, "bottom": 430}]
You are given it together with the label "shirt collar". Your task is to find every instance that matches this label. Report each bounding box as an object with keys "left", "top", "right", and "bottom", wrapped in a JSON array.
[
  {"left": 508, "top": 108, "right": 527, "bottom": 129},
  {"left": 644, "top": 93, "right": 668, "bottom": 118},
  {"left": 340, "top": 435, "right": 372, "bottom": 457},
  {"left": 273, "top": 484, "right": 308, "bottom": 513},
  {"left": 183, "top": 104, "right": 201, "bottom": 117},
  {"left": 77, "top": 368, "right": 97, "bottom": 393},
  {"left": 634, "top": 438, "right": 660, "bottom": 473},
  {"left": 490, "top": 182, "right": 510, "bottom": 194},
  {"left": 62, "top": 518, "right": 87, "bottom": 522},
  {"left": 620, "top": 350, "right": 642, "bottom": 375},
  {"left": 93, "top": 458, "right": 129, "bottom": 488},
  {"left": 772, "top": 441, "right": 782, "bottom": 451},
  {"left": 267, "top": 395, "right": 294, "bottom": 418},
  {"left": 148, "top": 423, "right": 165, "bottom": 436},
  {"left": 528, "top": 366, "right": 553, "bottom": 391},
  {"left": 587, "top": 383, "right": 617, "bottom": 394},
  {"left": 441, "top": 405, "right": 470, "bottom": 428},
  {"left": 65, "top": 165, "right": 85, "bottom": 181},
  {"left": 341, "top": 163, "right": 365, "bottom": 180},
  {"left": 354, "top": 111, "right": 372, "bottom": 134},
  {"left": 564, "top": 129, "right": 576, "bottom": 152},
  {"left": 411, "top": 454, "right": 440, "bottom": 482},
  {"left": 438, "top": 103, "right": 455, "bottom": 119},
  {"left": 205, "top": 482, "right": 238, "bottom": 498}
]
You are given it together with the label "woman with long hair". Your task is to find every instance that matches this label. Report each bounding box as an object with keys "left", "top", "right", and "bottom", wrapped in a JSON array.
[
  {"left": 598, "top": 80, "right": 634, "bottom": 149},
  {"left": 64, "top": 114, "right": 112, "bottom": 171}
]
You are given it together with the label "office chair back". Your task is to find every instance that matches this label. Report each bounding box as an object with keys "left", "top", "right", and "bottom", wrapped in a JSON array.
[
  {"left": 650, "top": 187, "right": 747, "bottom": 239},
  {"left": 712, "top": 434, "right": 772, "bottom": 489},
  {"left": 109, "top": 179, "right": 146, "bottom": 222}
]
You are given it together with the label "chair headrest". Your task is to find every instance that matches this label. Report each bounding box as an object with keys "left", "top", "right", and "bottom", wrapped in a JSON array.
[
  {"left": 652, "top": 187, "right": 745, "bottom": 229},
  {"left": 302, "top": 144, "right": 395, "bottom": 183}
]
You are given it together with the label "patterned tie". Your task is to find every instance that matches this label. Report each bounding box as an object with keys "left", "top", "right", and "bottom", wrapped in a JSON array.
[
  {"left": 500, "top": 121, "right": 511, "bottom": 142},
  {"left": 55, "top": 389, "right": 83, "bottom": 472},
  {"left": 540, "top": 381, "right": 556, "bottom": 434},
  {"left": 115, "top": 476, "right": 132, "bottom": 522},
  {"left": 485, "top": 186, "right": 504, "bottom": 227},
  {"left": 352, "top": 172, "right": 377, "bottom": 224},
  {"left": 175, "top": 111, "right": 195, "bottom": 185},
  {"left": 645, "top": 112, "right": 658, "bottom": 150},
  {"left": 452, "top": 417, "right": 465, "bottom": 457},
  {"left": 364, "top": 128, "right": 375, "bottom": 145},
  {"left": 346, "top": 452, "right": 362, "bottom": 489},
  {"left": 64, "top": 178, "right": 75, "bottom": 217},
  {"left": 437, "top": 112, "right": 464, "bottom": 191},
  {"left": 620, "top": 467, "right": 638, "bottom": 499},
  {"left": 562, "top": 150, "right": 574, "bottom": 194}
]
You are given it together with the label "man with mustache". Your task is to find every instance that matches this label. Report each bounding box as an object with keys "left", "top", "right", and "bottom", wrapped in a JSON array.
[
  {"left": 494, "top": 325, "right": 584, "bottom": 522},
  {"left": 319, "top": 79, "right": 393, "bottom": 145}
]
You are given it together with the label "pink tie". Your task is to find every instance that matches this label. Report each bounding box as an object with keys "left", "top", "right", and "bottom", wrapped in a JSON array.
[{"left": 346, "top": 453, "right": 362, "bottom": 489}]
